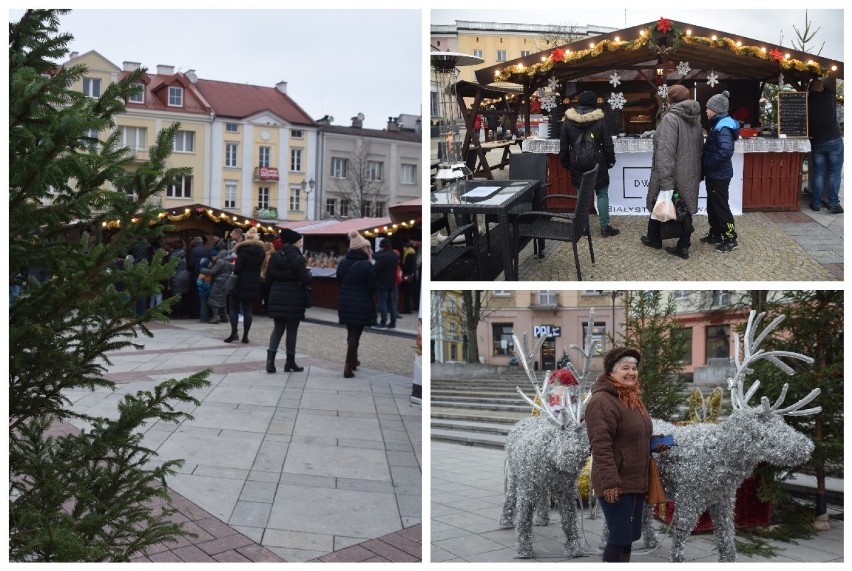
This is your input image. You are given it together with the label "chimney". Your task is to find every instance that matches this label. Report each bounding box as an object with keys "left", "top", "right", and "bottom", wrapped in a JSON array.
[
  {"left": 387, "top": 116, "right": 400, "bottom": 132},
  {"left": 185, "top": 69, "right": 198, "bottom": 83},
  {"left": 275, "top": 81, "right": 287, "bottom": 94},
  {"left": 69, "top": 51, "right": 79, "bottom": 60},
  {"left": 351, "top": 114, "right": 363, "bottom": 128},
  {"left": 316, "top": 114, "right": 334, "bottom": 125},
  {"left": 156, "top": 64, "right": 174, "bottom": 75},
  {"left": 123, "top": 61, "right": 141, "bottom": 72}
]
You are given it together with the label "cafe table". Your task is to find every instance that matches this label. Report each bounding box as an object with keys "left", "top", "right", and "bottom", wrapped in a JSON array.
[{"left": 430, "top": 179, "right": 540, "bottom": 281}]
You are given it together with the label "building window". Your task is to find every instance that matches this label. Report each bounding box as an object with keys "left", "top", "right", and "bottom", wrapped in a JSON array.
[
  {"left": 225, "top": 123, "right": 239, "bottom": 133},
  {"left": 83, "top": 77, "right": 101, "bottom": 98},
  {"left": 450, "top": 343, "right": 458, "bottom": 361},
  {"left": 258, "top": 187, "right": 270, "bottom": 209},
  {"left": 290, "top": 148, "right": 303, "bottom": 172},
  {"left": 340, "top": 199, "right": 350, "bottom": 217},
  {"left": 706, "top": 325, "right": 731, "bottom": 360},
  {"left": 375, "top": 201, "right": 386, "bottom": 217},
  {"left": 367, "top": 160, "right": 383, "bottom": 181},
  {"left": 331, "top": 157, "right": 348, "bottom": 178},
  {"left": 712, "top": 290, "right": 731, "bottom": 306},
  {"left": 473, "top": 49, "right": 483, "bottom": 59},
  {"left": 363, "top": 201, "right": 372, "bottom": 217},
  {"left": 492, "top": 323, "right": 514, "bottom": 356},
  {"left": 492, "top": 290, "right": 512, "bottom": 297},
  {"left": 128, "top": 83, "right": 144, "bottom": 103},
  {"left": 259, "top": 146, "right": 271, "bottom": 168},
  {"left": 290, "top": 187, "right": 301, "bottom": 211},
  {"left": 538, "top": 290, "right": 557, "bottom": 305},
  {"left": 401, "top": 163, "right": 417, "bottom": 184},
  {"left": 674, "top": 290, "right": 690, "bottom": 299},
  {"left": 225, "top": 142, "right": 238, "bottom": 167},
  {"left": 167, "top": 175, "right": 192, "bottom": 198},
  {"left": 520, "top": 50, "right": 530, "bottom": 57},
  {"left": 120, "top": 126, "right": 147, "bottom": 151},
  {"left": 430, "top": 90, "right": 440, "bottom": 118},
  {"left": 496, "top": 50, "right": 507, "bottom": 62},
  {"left": 224, "top": 181, "right": 237, "bottom": 208},
  {"left": 173, "top": 130, "right": 194, "bottom": 153},
  {"left": 583, "top": 321, "right": 607, "bottom": 353},
  {"left": 168, "top": 86, "right": 183, "bottom": 107},
  {"left": 677, "top": 327, "right": 693, "bottom": 365},
  {"left": 326, "top": 198, "right": 337, "bottom": 217},
  {"left": 291, "top": 129, "right": 303, "bottom": 138}
]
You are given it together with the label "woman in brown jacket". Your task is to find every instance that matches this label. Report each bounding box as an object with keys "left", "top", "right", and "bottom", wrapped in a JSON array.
[{"left": 585, "top": 347, "right": 652, "bottom": 562}]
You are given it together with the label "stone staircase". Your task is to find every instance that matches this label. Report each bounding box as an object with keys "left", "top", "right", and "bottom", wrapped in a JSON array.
[{"left": 431, "top": 374, "right": 730, "bottom": 449}]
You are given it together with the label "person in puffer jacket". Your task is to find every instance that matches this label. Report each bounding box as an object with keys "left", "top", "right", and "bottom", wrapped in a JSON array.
[{"left": 701, "top": 90, "right": 740, "bottom": 253}]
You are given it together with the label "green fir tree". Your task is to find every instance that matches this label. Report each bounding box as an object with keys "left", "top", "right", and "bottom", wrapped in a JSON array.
[{"left": 10, "top": 9, "right": 210, "bottom": 561}]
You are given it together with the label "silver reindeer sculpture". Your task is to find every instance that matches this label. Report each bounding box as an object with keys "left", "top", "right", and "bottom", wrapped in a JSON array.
[
  {"left": 645, "top": 310, "right": 821, "bottom": 562},
  {"left": 498, "top": 309, "right": 598, "bottom": 559}
]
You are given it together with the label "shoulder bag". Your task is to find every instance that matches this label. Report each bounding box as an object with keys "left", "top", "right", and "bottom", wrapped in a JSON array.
[{"left": 646, "top": 456, "right": 667, "bottom": 505}]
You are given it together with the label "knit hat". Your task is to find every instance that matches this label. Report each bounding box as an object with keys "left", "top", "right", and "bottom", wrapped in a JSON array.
[
  {"left": 348, "top": 229, "right": 371, "bottom": 250},
  {"left": 279, "top": 228, "right": 303, "bottom": 245},
  {"left": 379, "top": 238, "right": 392, "bottom": 248},
  {"left": 667, "top": 84, "right": 690, "bottom": 104},
  {"left": 578, "top": 90, "right": 597, "bottom": 107},
  {"left": 209, "top": 248, "right": 220, "bottom": 258},
  {"left": 603, "top": 347, "right": 642, "bottom": 374},
  {"left": 706, "top": 90, "right": 730, "bottom": 114},
  {"left": 245, "top": 227, "right": 260, "bottom": 240}
]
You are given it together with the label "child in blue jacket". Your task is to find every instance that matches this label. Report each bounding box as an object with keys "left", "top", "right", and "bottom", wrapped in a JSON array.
[{"left": 701, "top": 90, "right": 740, "bottom": 253}]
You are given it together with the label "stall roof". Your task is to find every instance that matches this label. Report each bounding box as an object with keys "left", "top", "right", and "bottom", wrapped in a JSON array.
[
  {"left": 280, "top": 217, "right": 392, "bottom": 236},
  {"left": 389, "top": 197, "right": 422, "bottom": 225},
  {"left": 475, "top": 19, "right": 843, "bottom": 88},
  {"left": 451, "top": 79, "right": 523, "bottom": 99}
]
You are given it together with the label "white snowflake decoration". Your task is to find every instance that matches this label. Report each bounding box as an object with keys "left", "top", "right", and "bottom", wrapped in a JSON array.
[
  {"left": 779, "top": 72, "right": 785, "bottom": 86},
  {"left": 536, "top": 87, "right": 546, "bottom": 98},
  {"left": 609, "top": 72, "right": 622, "bottom": 88},
  {"left": 540, "top": 94, "right": 558, "bottom": 112},
  {"left": 608, "top": 91, "right": 627, "bottom": 110},
  {"left": 706, "top": 70, "right": 719, "bottom": 88},
  {"left": 547, "top": 75, "right": 561, "bottom": 93},
  {"left": 676, "top": 61, "right": 692, "bottom": 77},
  {"left": 658, "top": 84, "right": 669, "bottom": 99}
]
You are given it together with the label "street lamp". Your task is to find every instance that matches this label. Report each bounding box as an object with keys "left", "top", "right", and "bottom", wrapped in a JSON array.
[
  {"left": 300, "top": 178, "right": 315, "bottom": 219},
  {"left": 611, "top": 290, "right": 623, "bottom": 342}
]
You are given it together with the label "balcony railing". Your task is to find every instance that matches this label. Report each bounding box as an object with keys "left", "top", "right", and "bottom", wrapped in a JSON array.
[
  {"left": 253, "top": 167, "right": 279, "bottom": 181},
  {"left": 253, "top": 207, "right": 279, "bottom": 220}
]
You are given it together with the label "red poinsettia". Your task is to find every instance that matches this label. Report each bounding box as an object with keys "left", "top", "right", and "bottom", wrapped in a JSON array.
[
  {"left": 657, "top": 17, "right": 673, "bottom": 33},
  {"left": 769, "top": 48, "right": 784, "bottom": 62},
  {"left": 550, "top": 48, "right": 565, "bottom": 62},
  {"left": 551, "top": 368, "right": 578, "bottom": 386}
]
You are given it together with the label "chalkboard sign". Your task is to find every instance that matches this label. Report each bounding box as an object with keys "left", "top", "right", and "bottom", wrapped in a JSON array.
[{"left": 777, "top": 91, "right": 808, "bottom": 138}]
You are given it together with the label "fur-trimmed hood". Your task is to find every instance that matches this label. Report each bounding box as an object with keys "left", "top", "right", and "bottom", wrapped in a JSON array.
[
  {"left": 563, "top": 107, "right": 605, "bottom": 124},
  {"left": 233, "top": 238, "right": 265, "bottom": 252}
]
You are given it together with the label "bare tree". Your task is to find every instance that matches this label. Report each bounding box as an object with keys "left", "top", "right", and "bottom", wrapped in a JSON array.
[
  {"left": 330, "top": 141, "right": 388, "bottom": 218},
  {"left": 532, "top": 22, "right": 584, "bottom": 52}
]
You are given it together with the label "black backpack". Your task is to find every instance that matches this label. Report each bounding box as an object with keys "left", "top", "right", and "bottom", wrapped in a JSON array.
[{"left": 570, "top": 129, "right": 599, "bottom": 174}]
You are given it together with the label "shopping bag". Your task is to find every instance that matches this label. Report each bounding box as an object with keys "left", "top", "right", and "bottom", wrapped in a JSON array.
[
  {"left": 651, "top": 190, "right": 677, "bottom": 222},
  {"left": 647, "top": 457, "right": 667, "bottom": 505}
]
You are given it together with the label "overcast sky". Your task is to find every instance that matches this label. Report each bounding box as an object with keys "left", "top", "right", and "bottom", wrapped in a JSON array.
[
  {"left": 8, "top": 8, "right": 422, "bottom": 130},
  {"left": 432, "top": 9, "right": 844, "bottom": 62}
]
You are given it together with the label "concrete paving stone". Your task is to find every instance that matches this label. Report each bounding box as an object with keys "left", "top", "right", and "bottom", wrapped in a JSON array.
[
  {"left": 292, "top": 413, "right": 382, "bottom": 441},
  {"left": 290, "top": 434, "right": 339, "bottom": 446},
  {"left": 336, "top": 477, "right": 395, "bottom": 493},
  {"left": 338, "top": 438, "right": 385, "bottom": 450},
  {"left": 401, "top": 515, "right": 421, "bottom": 527},
  {"left": 239, "top": 480, "right": 278, "bottom": 503},
  {"left": 395, "top": 492, "right": 423, "bottom": 519},
  {"left": 479, "top": 528, "right": 519, "bottom": 548},
  {"left": 296, "top": 408, "right": 336, "bottom": 417},
  {"left": 299, "top": 390, "right": 377, "bottom": 413},
  {"left": 180, "top": 404, "right": 274, "bottom": 433},
  {"left": 432, "top": 502, "right": 463, "bottom": 517},
  {"left": 192, "top": 465, "right": 248, "bottom": 480},
  {"left": 384, "top": 441, "right": 415, "bottom": 452},
  {"left": 430, "top": 521, "right": 470, "bottom": 541},
  {"left": 251, "top": 442, "right": 288, "bottom": 473},
  {"left": 155, "top": 429, "right": 264, "bottom": 471},
  {"left": 392, "top": 479, "right": 423, "bottom": 496},
  {"left": 247, "top": 469, "right": 281, "bottom": 483},
  {"left": 432, "top": 533, "right": 507, "bottom": 558},
  {"left": 275, "top": 399, "right": 302, "bottom": 410},
  {"left": 165, "top": 472, "right": 244, "bottom": 521},
  {"left": 229, "top": 500, "right": 272, "bottom": 528},
  {"left": 389, "top": 464, "right": 421, "bottom": 484},
  {"left": 235, "top": 542, "right": 285, "bottom": 562},
  {"left": 262, "top": 433, "right": 291, "bottom": 445},
  {"left": 268, "top": 484, "right": 402, "bottom": 537},
  {"left": 338, "top": 409, "right": 379, "bottom": 419},
  {"left": 334, "top": 535, "right": 372, "bottom": 551},
  {"left": 265, "top": 422, "right": 296, "bottom": 435},
  {"left": 262, "top": 528, "right": 334, "bottom": 552},
  {"left": 431, "top": 545, "right": 460, "bottom": 562},
  {"left": 358, "top": 538, "right": 420, "bottom": 562},
  {"left": 282, "top": 441, "right": 391, "bottom": 481},
  {"left": 435, "top": 511, "right": 507, "bottom": 534},
  {"left": 231, "top": 525, "right": 264, "bottom": 543},
  {"left": 279, "top": 472, "right": 337, "bottom": 489},
  {"left": 266, "top": 546, "right": 325, "bottom": 563},
  {"left": 381, "top": 429, "right": 413, "bottom": 443},
  {"left": 386, "top": 450, "right": 420, "bottom": 467}
]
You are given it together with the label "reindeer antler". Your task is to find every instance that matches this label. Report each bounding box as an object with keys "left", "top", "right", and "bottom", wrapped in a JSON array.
[{"left": 729, "top": 310, "right": 821, "bottom": 417}]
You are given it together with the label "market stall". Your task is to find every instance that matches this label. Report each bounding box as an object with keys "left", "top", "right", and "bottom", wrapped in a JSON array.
[{"left": 472, "top": 18, "right": 843, "bottom": 212}]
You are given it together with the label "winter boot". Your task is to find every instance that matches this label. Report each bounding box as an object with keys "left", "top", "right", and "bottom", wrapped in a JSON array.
[
  {"left": 343, "top": 342, "right": 357, "bottom": 378},
  {"left": 284, "top": 354, "right": 304, "bottom": 372},
  {"left": 266, "top": 350, "right": 277, "bottom": 373},
  {"left": 224, "top": 330, "right": 239, "bottom": 343}
]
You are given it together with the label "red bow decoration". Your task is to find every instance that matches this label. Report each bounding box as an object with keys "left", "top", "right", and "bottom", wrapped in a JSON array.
[
  {"left": 769, "top": 48, "right": 784, "bottom": 62},
  {"left": 550, "top": 48, "right": 565, "bottom": 62},
  {"left": 657, "top": 17, "right": 673, "bottom": 33},
  {"left": 551, "top": 368, "right": 578, "bottom": 386}
]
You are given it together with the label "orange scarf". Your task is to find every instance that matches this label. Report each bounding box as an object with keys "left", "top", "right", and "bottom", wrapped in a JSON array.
[{"left": 608, "top": 375, "right": 646, "bottom": 413}]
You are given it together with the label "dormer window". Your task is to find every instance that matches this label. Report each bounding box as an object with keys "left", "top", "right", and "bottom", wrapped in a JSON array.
[
  {"left": 168, "top": 86, "right": 183, "bottom": 107},
  {"left": 128, "top": 83, "right": 144, "bottom": 103}
]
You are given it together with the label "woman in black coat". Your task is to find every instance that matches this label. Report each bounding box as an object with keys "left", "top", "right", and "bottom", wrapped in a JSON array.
[
  {"left": 265, "top": 229, "right": 312, "bottom": 373},
  {"left": 337, "top": 230, "right": 377, "bottom": 378},
  {"left": 225, "top": 227, "right": 266, "bottom": 343}
]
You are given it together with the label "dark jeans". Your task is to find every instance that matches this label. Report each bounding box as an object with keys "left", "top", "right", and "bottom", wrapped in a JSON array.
[
  {"left": 268, "top": 317, "right": 300, "bottom": 355},
  {"left": 599, "top": 492, "right": 644, "bottom": 546},
  {"left": 376, "top": 287, "right": 398, "bottom": 326},
  {"left": 648, "top": 218, "right": 691, "bottom": 250},
  {"left": 705, "top": 177, "right": 736, "bottom": 240},
  {"left": 810, "top": 137, "right": 844, "bottom": 207}
]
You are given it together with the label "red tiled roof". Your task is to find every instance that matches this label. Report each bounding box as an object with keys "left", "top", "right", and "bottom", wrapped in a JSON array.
[
  {"left": 120, "top": 72, "right": 211, "bottom": 115},
  {"left": 194, "top": 79, "right": 315, "bottom": 126}
]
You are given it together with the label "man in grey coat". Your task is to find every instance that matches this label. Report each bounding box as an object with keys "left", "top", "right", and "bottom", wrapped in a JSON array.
[{"left": 641, "top": 84, "right": 704, "bottom": 259}]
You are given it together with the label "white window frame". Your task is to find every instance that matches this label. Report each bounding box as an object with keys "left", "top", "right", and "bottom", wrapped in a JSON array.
[
  {"left": 363, "top": 201, "right": 373, "bottom": 217},
  {"left": 259, "top": 146, "right": 271, "bottom": 168},
  {"left": 258, "top": 186, "right": 270, "bottom": 209},
  {"left": 583, "top": 321, "right": 607, "bottom": 353},
  {"left": 473, "top": 49, "right": 483, "bottom": 59},
  {"left": 121, "top": 126, "right": 147, "bottom": 151},
  {"left": 224, "top": 181, "right": 237, "bottom": 208},
  {"left": 173, "top": 130, "right": 195, "bottom": 153},
  {"left": 167, "top": 175, "right": 192, "bottom": 198},
  {"left": 128, "top": 82, "right": 144, "bottom": 103},
  {"left": 331, "top": 157, "right": 348, "bottom": 178},
  {"left": 401, "top": 163, "right": 417, "bottom": 184},
  {"left": 520, "top": 50, "right": 530, "bottom": 57},
  {"left": 168, "top": 86, "right": 184, "bottom": 107},
  {"left": 496, "top": 50, "right": 507, "bottom": 62},
  {"left": 291, "top": 129, "right": 303, "bottom": 139},
  {"left": 290, "top": 187, "right": 302, "bottom": 211},
  {"left": 492, "top": 290, "right": 512, "bottom": 297},
  {"left": 326, "top": 198, "right": 337, "bottom": 217},
  {"left": 225, "top": 123, "right": 239, "bottom": 133},
  {"left": 83, "top": 77, "right": 101, "bottom": 98},
  {"left": 340, "top": 199, "right": 350, "bottom": 218},
  {"left": 367, "top": 160, "right": 383, "bottom": 181},
  {"left": 538, "top": 290, "right": 557, "bottom": 305},
  {"left": 290, "top": 148, "right": 303, "bottom": 172},
  {"left": 225, "top": 142, "right": 238, "bottom": 168},
  {"left": 375, "top": 201, "right": 386, "bottom": 217}
]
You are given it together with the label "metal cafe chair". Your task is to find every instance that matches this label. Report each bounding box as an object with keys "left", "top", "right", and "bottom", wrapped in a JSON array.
[
  {"left": 511, "top": 164, "right": 598, "bottom": 281},
  {"left": 431, "top": 211, "right": 482, "bottom": 280},
  {"left": 506, "top": 152, "right": 550, "bottom": 258}
]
